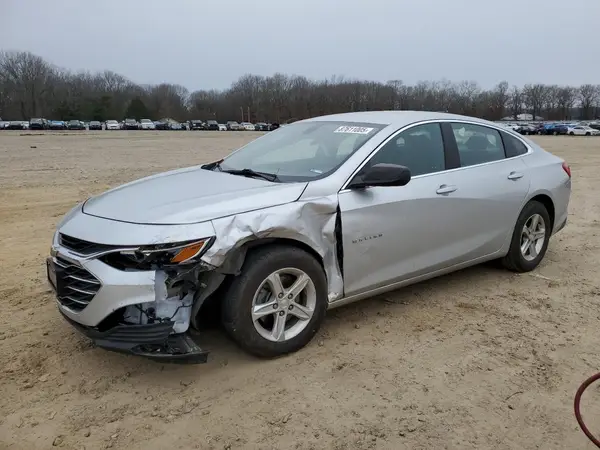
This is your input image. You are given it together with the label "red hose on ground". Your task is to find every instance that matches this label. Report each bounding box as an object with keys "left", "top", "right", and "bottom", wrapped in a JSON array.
[{"left": 575, "top": 372, "right": 600, "bottom": 448}]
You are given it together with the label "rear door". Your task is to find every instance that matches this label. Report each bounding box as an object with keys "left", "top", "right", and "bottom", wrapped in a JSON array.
[{"left": 436, "top": 122, "right": 531, "bottom": 258}]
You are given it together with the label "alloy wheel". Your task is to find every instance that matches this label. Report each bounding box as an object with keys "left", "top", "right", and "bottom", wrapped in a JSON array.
[
  {"left": 251, "top": 268, "right": 317, "bottom": 342},
  {"left": 520, "top": 214, "right": 546, "bottom": 261}
]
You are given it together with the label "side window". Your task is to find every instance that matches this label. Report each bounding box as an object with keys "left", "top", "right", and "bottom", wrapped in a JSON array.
[
  {"left": 501, "top": 132, "right": 528, "bottom": 158},
  {"left": 450, "top": 123, "right": 505, "bottom": 167},
  {"left": 367, "top": 123, "right": 445, "bottom": 177}
]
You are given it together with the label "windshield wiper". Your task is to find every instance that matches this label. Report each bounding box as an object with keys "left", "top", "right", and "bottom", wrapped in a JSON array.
[
  {"left": 222, "top": 168, "right": 279, "bottom": 182},
  {"left": 200, "top": 159, "right": 223, "bottom": 171}
]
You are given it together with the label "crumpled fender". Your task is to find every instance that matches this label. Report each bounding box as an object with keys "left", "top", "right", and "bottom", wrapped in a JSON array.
[{"left": 200, "top": 194, "right": 343, "bottom": 302}]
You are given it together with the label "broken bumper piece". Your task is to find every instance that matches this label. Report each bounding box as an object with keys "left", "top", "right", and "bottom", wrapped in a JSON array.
[{"left": 60, "top": 311, "right": 209, "bottom": 364}]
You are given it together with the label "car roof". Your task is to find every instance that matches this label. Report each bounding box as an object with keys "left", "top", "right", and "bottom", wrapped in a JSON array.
[{"left": 301, "top": 110, "right": 503, "bottom": 129}]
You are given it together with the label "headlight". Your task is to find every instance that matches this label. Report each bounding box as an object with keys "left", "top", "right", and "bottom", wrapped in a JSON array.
[
  {"left": 137, "top": 238, "right": 213, "bottom": 264},
  {"left": 102, "top": 237, "right": 215, "bottom": 271}
]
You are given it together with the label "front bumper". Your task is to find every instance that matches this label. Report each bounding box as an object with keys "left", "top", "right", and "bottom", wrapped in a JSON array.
[
  {"left": 59, "top": 310, "right": 208, "bottom": 363},
  {"left": 48, "top": 211, "right": 218, "bottom": 363}
]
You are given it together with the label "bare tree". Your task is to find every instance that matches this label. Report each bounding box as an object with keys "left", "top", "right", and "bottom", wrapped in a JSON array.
[
  {"left": 1, "top": 51, "right": 598, "bottom": 123},
  {"left": 0, "top": 50, "right": 53, "bottom": 118},
  {"left": 507, "top": 86, "right": 523, "bottom": 119},
  {"left": 579, "top": 84, "right": 599, "bottom": 120},
  {"left": 522, "top": 84, "right": 548, "bottom": 120},
  {"left": 556, "top": 86, "right": 577, "bottom": 120}
]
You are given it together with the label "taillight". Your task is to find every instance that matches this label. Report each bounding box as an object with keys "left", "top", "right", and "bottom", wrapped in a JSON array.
[{"left": 562, "top": 162, "right": 571, "bottom": 178}]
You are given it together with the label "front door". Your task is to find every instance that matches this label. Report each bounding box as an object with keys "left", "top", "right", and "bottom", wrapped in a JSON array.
[
  {"left": 339, "top": 172, "right": 469, "bottom": 296},
  {"left": 339, "top": 122, "right": 468, "bottom": 297}
]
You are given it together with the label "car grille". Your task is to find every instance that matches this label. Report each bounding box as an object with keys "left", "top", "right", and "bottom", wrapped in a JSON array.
[
  {"left": 59, "top": 233, "right": 117, "bottom": 255},
  {"left": 54, "top": 257, "right": 101, "bottom": 311}
]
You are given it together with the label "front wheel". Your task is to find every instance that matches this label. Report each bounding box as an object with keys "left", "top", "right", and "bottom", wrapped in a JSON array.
[
  {"left": 221, "top": 245, "right": 328, "bottom": 358},
  {"left": 501, "top": 201, "right": 551, "bottom": 272},
  {"left": 570, "top": 132, "right": 575, "bottom": 135}
]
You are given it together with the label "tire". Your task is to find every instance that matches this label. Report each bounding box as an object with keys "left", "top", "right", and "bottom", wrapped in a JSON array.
[
  {"left": 586, "top": 132, "right": 590, "bottom": 136},
  {"left": 501, "top": 200, "right": 551, "bottom": 273},
  {"left": 221, "top": 245, "right": 328, "bottom": 358},
  {"left": 570, "top": 132, "right": 574, "bottom": 135}
]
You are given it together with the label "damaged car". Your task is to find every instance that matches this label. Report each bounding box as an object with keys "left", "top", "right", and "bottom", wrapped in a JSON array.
[{"left": 48, "top": 111, "right": 571, "bottom": 363}]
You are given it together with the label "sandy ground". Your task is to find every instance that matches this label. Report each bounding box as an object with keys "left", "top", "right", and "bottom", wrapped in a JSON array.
[{"left": 0, "top": 130, "right": 599, "bottom": 450}]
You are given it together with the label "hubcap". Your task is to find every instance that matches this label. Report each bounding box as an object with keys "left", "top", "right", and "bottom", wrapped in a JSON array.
[
  {"left": 251, "top": 268, "right": 317, "bottom": 342},
  {"left": 520, "top": 214, "right": 546, "bottom": 261}
]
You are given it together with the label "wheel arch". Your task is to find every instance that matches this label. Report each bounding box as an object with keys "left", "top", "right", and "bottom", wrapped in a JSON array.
[
  {"left": 527, "top": 193, "right": 555, "bottom": 232},
  {"left": 191, "top": 235, "right": 329, "bottom": 330},
  {"left": 219, "top": 235, "right": 326, "bottom": 276}
]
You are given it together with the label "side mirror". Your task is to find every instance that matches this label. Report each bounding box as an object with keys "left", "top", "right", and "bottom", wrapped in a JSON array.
[{"left": 348, "top": 163, "right": 411, "bottom": 189}]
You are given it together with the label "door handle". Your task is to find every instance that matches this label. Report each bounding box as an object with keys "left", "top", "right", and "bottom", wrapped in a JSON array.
[
  {"left": 436, "top": 184, "right": 457, "bottom": 195},
  {"left": 507, "top": 171, "right": 524, "bottom": 180}
]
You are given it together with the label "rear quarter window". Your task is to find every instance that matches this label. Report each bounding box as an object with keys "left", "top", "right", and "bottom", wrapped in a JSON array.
[{"left": 501, "top": 132, "right": 529, "bottom": 158}]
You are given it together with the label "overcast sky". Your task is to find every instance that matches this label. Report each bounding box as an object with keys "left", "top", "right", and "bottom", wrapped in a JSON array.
[{"left": 1, "top": 0, "right": 598, "bottom": 91}]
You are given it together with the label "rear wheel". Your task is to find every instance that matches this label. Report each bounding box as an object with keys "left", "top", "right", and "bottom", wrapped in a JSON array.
[
  {"left": 221, "top": 245, "right": 328, "bottom": 358},
  {"left": 502, "top": 201, "right": 551, "bottom": 272},
  {"left": 586, "top": 132, "right": 591, "bottom": 136},
  {"left": 570, "top": 132, "right": 575, "bottom": 135}
]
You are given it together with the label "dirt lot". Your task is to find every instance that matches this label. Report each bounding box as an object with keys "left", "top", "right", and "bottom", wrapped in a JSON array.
[{"left": 0, "top": 130, "right": 599, "bottom": 450}]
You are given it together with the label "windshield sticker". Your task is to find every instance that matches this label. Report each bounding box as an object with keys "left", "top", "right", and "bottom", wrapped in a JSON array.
[{"left": 333, "top": 126, "right": 374, "bottom": 134}]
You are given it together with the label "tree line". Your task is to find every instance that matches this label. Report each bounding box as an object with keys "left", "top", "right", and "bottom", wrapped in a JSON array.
[{"left": 1, "top": 50, "right": 599, "bottom": 123}]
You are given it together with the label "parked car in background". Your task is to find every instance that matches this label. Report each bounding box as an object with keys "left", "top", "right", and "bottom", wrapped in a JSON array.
[
  {"left": 189, "top": 120, "right": 205, "bottom": 130},
  {"left": 89, "top": 121, "right": 103, "bottom": 130},
  {"left": 105, "top": 120, "right": 120, "bottom": 130},
  {"left": 155, "top": 119, "right": 184, "bottom": 130},
  {"left": 7, "top": 120, "right": 28, "bottom": 130},
  {"left": 568, "top": 125, "right": 600, "bottom": 136},
  {"left": 270, "top": 123, "right": 280, "bottom": 130},
  {"left": 241, "top": 122, "right": 255, "bottom": 131},
  {"left": 205, "top": 120, "right": 219, "bottom": 131},
  {"left": 516, "top": 124, "right": 537, "bottom": 135},
  {"left": 140, "top": 119, "right": 155, "bottom": 130},
  {"left": 0, "top": 121, "right": 7, "bottom": 130},
  {"left": 47, "top": 111, "right": 571, "bottom": 363},
  {"left": 49, "top": 120, "right": 67, "bottom": 130},
  {"left": 66, "top": 120, "right": 85, "bottom": 130},
  {"left": 531, "top": 123, "right": 545, "bottom": 135},
  {"left": 254, "top": 122, "right": 270, "bottom": 131},
  {"left": 218, "top": 123, "right": 227, "bottom": 131},
  {"left": 544, "top": 124, "right": 568, "bottom": 135},
  {"left": 123, "top": 118, "right": 139, "bottom": 130},
  {"left": 29, "top": 118, "right": 49, "bottom": 130},
  {"left": 154, "top": 120, "right": 170, "bottom": 130},
  {"left": 227, "top": 121, "right": 241, "bottom": 131}
]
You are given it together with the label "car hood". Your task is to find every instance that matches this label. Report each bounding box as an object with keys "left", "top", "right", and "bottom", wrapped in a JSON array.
[{"left": 82, "top": 166, "right": 308, "bottom": 225}]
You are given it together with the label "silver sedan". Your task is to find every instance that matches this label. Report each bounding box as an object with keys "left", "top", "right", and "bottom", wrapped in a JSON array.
[{"left": 48, "top": 111, "right": 571, "bottom": 363}]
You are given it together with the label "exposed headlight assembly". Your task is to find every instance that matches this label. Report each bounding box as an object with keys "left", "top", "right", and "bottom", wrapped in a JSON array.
[{"left": 101, "top": 237, "right": 215, "bottom": 271}]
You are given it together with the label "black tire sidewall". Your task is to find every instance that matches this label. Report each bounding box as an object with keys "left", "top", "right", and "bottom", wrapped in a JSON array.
[
  {"left": 506, "top": 201, "right": 551, "bottom": 271},
  {"left": 221, "top": 245, "right": 328, "bottom": 358}
]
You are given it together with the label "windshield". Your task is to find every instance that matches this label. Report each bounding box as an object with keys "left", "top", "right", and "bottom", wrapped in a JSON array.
[{"left": 220, "top": 120, "right": 386, "bottom": 182}]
